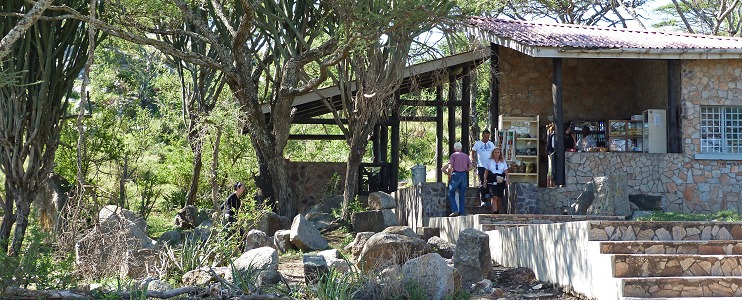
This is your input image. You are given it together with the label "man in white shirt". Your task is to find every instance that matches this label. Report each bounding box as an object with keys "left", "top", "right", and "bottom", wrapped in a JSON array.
[{"left": 470, "top": 129, "right": 495, "bottom": 206}]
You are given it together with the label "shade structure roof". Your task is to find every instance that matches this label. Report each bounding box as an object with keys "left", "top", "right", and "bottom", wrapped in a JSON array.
[{"left": 468, "top": 17, "right": 742, "bottom": 59}]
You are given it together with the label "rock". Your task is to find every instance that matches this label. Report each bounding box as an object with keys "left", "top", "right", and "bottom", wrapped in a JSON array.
[
  {"left": 274, "top": 230, "right": 296, "bottom": 253},
  {"left": 139, "top": 279, "right": 172, "bottom": 293},
  {"left": 629, "top": 194, "right": 663, "bottom": 211},
  {"left": 174, "top": 205, "right": 198, "bottom": 230},
  {"left": 198, "top": 218, "right": 213, "bottom": 229},
  {"left": 368, "top": 192, "right": 396, "bottom": 209},
  {"left": 509, "top": 182, "right": 541, "bottom": 214},
  {"left": 345, "top": 232, "right": 375, "bottom": 261},
  {"left": 307, "top": 195, "right": 344, "bottom": 214},
  {"left": 303, "top": 254, "right": 329, "bottom": 284},
  {"left": 244, "top": 229, "right": 273, "bottom": 252},
  {"left": 318, "top": 249, "right": 351, "bottom": 272},
  {"left": 427, "top": 236, "right": 456, "bottom": 259},
  {"left": 471, "top": 279, "right": 494, "bottom": 295},
  {"left": 401, "top": 253, "right": 455, "bottom": 300},
  {"left": 289, "top": 214, "right": 328, "bottom": 251},
  {"left": 305, "top": 212, "right": 335, "bottom": 231},
  {"left": 158, "top": 230, "right": 182, "bottom": 246},
  {"left": 182, "top": 266, "right": 232, "bottom": 285},
  {"left": 357, "top": 233, "right": 430, "bottom": 271},
  {"left": 32, "top": 172, "right": 70, "bottom": 234},
  {"left": 233, "top": 247, "right": 279, "bottom": 275},
  {"left": 586, "top": 174, "right": 632, "bottom": 217},
  {"left": 352, "top": 210, "right": 397, "bottom": 232},
  {"left": 98, "top": 205, "right": 148, "bottom": 235},
  {"left": 416, "top": 227, "right": 440, "bottom": 242},
  {"left": 453, "top": 228, "right": 492, "bottom": 286},
  {"left": 351, "top": 280, "right": 383, "bottom": 300},
  {"left": 570, "top": 181, "right": 595, "bottom": 215},
  {"left": 382, "top": 226, "right": 417, "bottom": 238},
  {"left": 257, "top": 270, "right": 283, "bottom": 287},
  {"left": 120, "top": 248, "right": 159, "bottom": 279},
  {"left": 254, "top": 211, "right": 283, "bottom": 237}
]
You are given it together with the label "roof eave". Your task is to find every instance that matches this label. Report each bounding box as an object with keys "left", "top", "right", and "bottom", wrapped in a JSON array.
[{"left": 469, "top": 27, "right": 742, "bottom": 60}]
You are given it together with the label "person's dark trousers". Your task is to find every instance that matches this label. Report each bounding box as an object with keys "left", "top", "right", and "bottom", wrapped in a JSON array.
[{"left": 477, "top": 167, "right": 487, "bottom": 202}]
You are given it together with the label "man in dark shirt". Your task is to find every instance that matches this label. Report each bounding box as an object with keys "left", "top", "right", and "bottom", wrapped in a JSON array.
[{"left": 225, "top": 181, "right": 245, "bottom": 230}]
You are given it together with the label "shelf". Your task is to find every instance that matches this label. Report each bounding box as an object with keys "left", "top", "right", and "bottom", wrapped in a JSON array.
[
  {"left": 515, "top": 155, "right": 538, "bottom": 158},
  {"left": 509, "top": 173, "right": 537, "bottom": 176},
  {"left": 516, "top": 138, "right": 538, "bottom": 141}
]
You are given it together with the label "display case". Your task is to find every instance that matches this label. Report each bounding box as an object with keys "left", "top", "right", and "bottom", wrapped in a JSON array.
[
  {"left": 608, "top": 120, "right": 643, "bottom": 152},
  {"left": 497, "top": 115, "right": 539, "bottom": 185},
  {"left": 642, "top": 109, "right": 667, "bottom": 153},
  {"left": 572, "top": 121, "right": 606, "bottom": 148}
]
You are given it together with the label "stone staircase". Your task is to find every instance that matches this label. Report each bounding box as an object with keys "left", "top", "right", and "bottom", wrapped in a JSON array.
[{"left": 590, "top": 221, "right": 742, "bottom": 298}]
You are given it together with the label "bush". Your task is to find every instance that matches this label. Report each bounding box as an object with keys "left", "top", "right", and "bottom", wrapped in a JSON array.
[{"left": 635, "top": 210, "right": 742, "bottom": 222}]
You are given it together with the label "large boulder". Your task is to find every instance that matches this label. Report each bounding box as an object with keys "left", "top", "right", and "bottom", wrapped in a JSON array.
[
  {"left": 401, "top": 253, "right": 455, "bottom": 300},
  {"left": 254, "top": 211, "right": 283, "bottom": 237},
  {"left": 244, "top": 229, "right": 273, "bottom": 252},
  {"left": 98, "top": 205, "right": 148, "bottom": 234},
  {"left": 344, "top": 232, "right": 375, "bottom": 261},
  {"left": 352, "top": 210, "right": 397, "bottom": 232},
  {"left": 174, "top": 205, "right": 198, "bottom": 230},
  {"left": 158, "top": 230, "right": 183, "bottom": 246},
  {"left": 427, "top": 236, "right": 455, "bottom": 259},
  {"left": 368, "top": 192, "right": 396, "bottom": 210},
  {"left": 232, "top": 247, "right": 282, "bottom": 287},
  {"left": 32, "top": 172, "right": 70, "bottom": 233},
  {"left": 305, "top": 212, "right": 335, "bottom": 231},
  {"left": 453, "top": 229, "right": 492, "bottom": 286},
  {"left": 307, "top": 195, "right": 344, "bottom": 214},
  {"left": 381, "top": 226, "right": 417, "bottom": 238},
  {"left": 120, "top": 249, "right": 159, "bottom": 279},
  {"left": 318, "top": 249, "right": 351, "bottom": 272},
  {"left": 357, "top": 233, "right": 430, "bottom": 271},
  {"left": 302, "top": 254, "right": 329, "bottom": 284},
  {"left": 182, "top": 266, "right": 232, "bottom": 285},
  {"left": 509, "top": 182, "right": 541, "bottom": 214},
  {"left": 586, "top": 174, "right": 632, "bottom": 217},
  {"left": 289, "top": 214, "right": 328, "bottom": 251},
  {"left": 274, "top": 230, "right": 297, "bottom": 253},
  {"left": 571, "top": 180, "right": 596, "bottom": 215}
]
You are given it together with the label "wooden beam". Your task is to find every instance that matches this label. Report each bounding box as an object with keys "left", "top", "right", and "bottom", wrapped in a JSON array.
[
  {"left": 436, "top": 85, "right": 444, "bottom": 183},
  {"left": 399, "top": 100, "right": 464, "bottom": 107},
  {"left": 381, "top": 124, "right": 389, "bottom": 164},
  {"left": 372, "top": 125, "right": 380, "bottom": 163},
  {"left": 448, "top": 73, "right": 457, "bottom": 155},
  {"left": 552, "top": 58, "right": 565, "bottom": 186},
  {"left": 462, "top": 65, "right": 471, "bottom": 152},
  {"left": 490, "top": 43, "right": 499, "bottom": 130},
  {"left": 288, "top": 134, "right": 345, "bottom": 140},
  {"left": 391, "top": 92, "right": 401, "bottom": 192},
  {"left": 292, "top": 118, "right": 348, "bottom": 124},
  {"left": 667, "top": 60, "right": 682, "bottom": 153}
]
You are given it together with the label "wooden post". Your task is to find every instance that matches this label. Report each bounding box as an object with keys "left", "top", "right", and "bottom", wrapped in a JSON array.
[
  {"left": 462, "top": 65, "right": 471, "bottom": 152},
  {"left": 372, "top": 125, "right": 380, "bottom": 163},
  {"left": 667, "top": 60, "right": 681, "bottom": 153},
  {"left": 490, "top": 43, "right": 499, "bottom": 130},
  {"left": 436, "top": 85, "right": 444, "bottom": 183},
  {"left": 448, "top": 73, "right": 457, "bottom": 155},
  {"left": 391, "top": 92, "right": 401, "bottom": 192},
  {"left": 552, "top": 58, "right": 565, "bottom": 186}
]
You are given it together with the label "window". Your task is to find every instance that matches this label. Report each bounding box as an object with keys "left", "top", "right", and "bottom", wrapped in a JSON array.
[{"left": 700, "top": 106, "right": 742, "bottom": 154}]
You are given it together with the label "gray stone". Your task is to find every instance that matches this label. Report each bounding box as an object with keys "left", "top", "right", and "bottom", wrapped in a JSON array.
[
  {"left": 358, "top": 233, "right": 430, "bottom": 271},
  {"left": 305, "top": 212, "right": 335, "bottom": 231},
  {"left": 273, "top": 229, "right": 296, "bottom": 253},
  {"left": 629, "top": 194, "right": 663, "bottom": 211},
  {"left": 382, "top": 226, "right": 417, "bottom": 238},
  {"left": 416, "top": 227, "right": 440, "bottom": 242},
  {"left": 289, "top": 214, "right": 329, "bottom": 251},
  {"left": 139, "top": 279, "right": 172, "bottom": 293},
  {"left": 509, "top": 182, "right": 541, "bottom": 214},
  {"left": 586, "top": 174, "right": 632, "bottom": 217},
  {"left": 244, "top": 229, "right": 273, "bottom": 252},
  {"left": 182, "top": 266, "right": 232, "bottom": 285},
  {"left": 303, "top": 254, "right": 329, "bottom": 284},
  {"left": 234, "top": 247, "right": 278, "bottom": 272},
  {"left": 98, "top": 205, "right": 148, "bottom": 235},
  {"left": 427, "top": 236, "right": 456, "bottom": 259},
  {"left": 174, "top": 205, "right": 198, "bottom": 230},
  {"left": 352, "top": 209, "right": 398, "bottom": 233},
  {"left": 453, "top": 228, "right": 492, "bottom": 286},
  {"left": 318, "top": 249, "right": 351, "bottom": 272},
  {"left": 307, "top": 195, "right": 344, "bottom": 214},
  {"left": 157, "top": 230, "right": 182, "bottom": 246},
  {"left": 368, "top": 191, "right": 397, "bottom": 209},
  {"left": 254, "top": 211, "right": 283, "bottom": 237},
  {"left": 120, "top": 249, "right": 159, "bottom": 279},
  {"left": 344, "top": 232, "right": 375, "bottom": 260},
  {"left": 571, "top": 181, "right": 595, "bottom": 215},
  {"left": 258, "top": 270, "right": 283, "bottom": 286},
  {"left": 401, "top": 253, "right": 455, "bottom": 300}
]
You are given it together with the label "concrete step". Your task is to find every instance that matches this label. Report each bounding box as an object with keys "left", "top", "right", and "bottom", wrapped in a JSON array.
[
  {"left": 601, "top": 240, "right": 742, "bottom": 255},
  {"left": 613, "top": 254, "right": 742, "bottom": 277},
  {"left": 621, "top": 276, "right": 742, "bottom": 298},
  {"left": 479, "top": 214, "right": 624, "bottom": 225},
  {"left": 588, "top": 221, "right": 742, "bottom": 241},
  {"left": 481, "top": 223, "right": 529, "bottom": 231}
]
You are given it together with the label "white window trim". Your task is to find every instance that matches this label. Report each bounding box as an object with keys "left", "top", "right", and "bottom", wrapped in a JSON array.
[{"left": 699, "top": 106, "right": 742, "bottom": 159}]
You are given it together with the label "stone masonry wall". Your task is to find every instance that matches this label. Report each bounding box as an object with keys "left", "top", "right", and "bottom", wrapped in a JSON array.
[
  {"left": 394, "top": 182, "right": 448, "bottom": 231},
  {"left": 286, "top": 161, "right": 346, "bottom": 214}
]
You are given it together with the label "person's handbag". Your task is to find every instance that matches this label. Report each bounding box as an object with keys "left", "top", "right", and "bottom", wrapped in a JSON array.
[{"left": 496, "top": 175, "right": 505, "bottom": 184}]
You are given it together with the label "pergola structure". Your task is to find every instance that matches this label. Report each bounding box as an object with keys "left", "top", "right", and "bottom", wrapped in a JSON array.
[{"left": 262, "top": 47, "right": 492, "bottom": 194}]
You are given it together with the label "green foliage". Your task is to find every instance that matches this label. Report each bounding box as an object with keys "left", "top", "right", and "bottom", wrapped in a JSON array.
[
  {"left": 0, "top": 225, "right": 77, "bottom": 292},
  {"left": 635, "top": 210, "right": 742, "bottom": 222},
  {"left": 333, "top": 196, "right": 363, "bottom": 219},
  {"left": 146, "top": 209, "right": 176, "bottom": 239},
  {"left": 91, "top": 276, "right": 148, "bottom": 300},
  {"left": 313, "top": 268, "right": 364, "bottom": 300}
]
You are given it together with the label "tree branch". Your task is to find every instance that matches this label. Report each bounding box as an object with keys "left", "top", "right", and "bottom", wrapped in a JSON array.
[{"left": 0, "top": 0, "right": 54, "bottom": 60}]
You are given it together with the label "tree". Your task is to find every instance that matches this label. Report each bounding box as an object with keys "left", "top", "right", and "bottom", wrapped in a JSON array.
[
  {"left": 0, "top": 0, "right": 101, "bottom": 255},
  {"left": 58, "top": 0, "right": 347, "bottom": 217},
  {"left": 331, "top": 0, "right": 454, "bottom": 219},
  {"left": 0, "top": 0, "right": 53, "bottom": 60},
  {"left": 499, "top": 0, "right": 650, "bottom": 28},
  {"left": 655, "top": 0, "right": 741, "bottom": 35}
]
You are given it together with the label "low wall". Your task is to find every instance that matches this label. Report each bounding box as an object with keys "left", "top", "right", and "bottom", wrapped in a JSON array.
[
  {"left": 487, "top": 222, "right": 621, "bottom": 300},
  {"left": 286, "top": 161, "right": 346, "bottom": 214},
  {"left": 395, "top": 182, "right": 448, "bottom": 231}
]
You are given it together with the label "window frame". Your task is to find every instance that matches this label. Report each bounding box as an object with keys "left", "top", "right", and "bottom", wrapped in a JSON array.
[{"left": 695, "top": 105, "right": 742, "bottom": 160}]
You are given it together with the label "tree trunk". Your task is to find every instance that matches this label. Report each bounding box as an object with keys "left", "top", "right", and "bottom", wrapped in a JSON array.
[
  {"left": 211, "top": 126, "right": 222, "bottom": 210},
  {"left": 265, "top": 153, "right": 294, "bottom": 216},
  {"left": 185, "top": 133, "right": 203, "bottom": 207},
  {"left": 9, "top": 190, "right": 31, "bottom": 256},
  {"left": 0, "top": 188, "right": 15, "bottom": 253},
  {"left": 119, "top": 153, "right": 129, "bottom": 208},
  {"left": 342, "top": 123, "right": 374, "bottom": 220}
]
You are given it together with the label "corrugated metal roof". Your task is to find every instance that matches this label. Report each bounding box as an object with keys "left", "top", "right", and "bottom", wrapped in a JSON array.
[{"left": 469, "top": 17, "right": 742, "bottom": 59}]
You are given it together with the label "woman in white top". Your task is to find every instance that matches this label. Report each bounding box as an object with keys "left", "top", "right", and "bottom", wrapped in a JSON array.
[{"left": 482, "top": 147, "right": 509, "bottom": 214}]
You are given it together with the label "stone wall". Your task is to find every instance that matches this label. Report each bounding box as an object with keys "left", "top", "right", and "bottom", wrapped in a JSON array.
[
  {"left": 286, "top": 161, "right": 346, "bottom": 214},
  {"left": 395, "top": 182, "right": 448, "bottom": 231}
]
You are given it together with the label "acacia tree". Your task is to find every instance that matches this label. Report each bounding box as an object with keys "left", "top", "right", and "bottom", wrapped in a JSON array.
[
  {"left": 656, "top": 0, "right": 741, "bottom": 35},
  {"left": 331, "top": 0, "right": 453, "bottom": 219},
  {"left": 0, "top": 0, "right": 101, "bottom": 255},
  {"left": 0, "top": 0, "right": 53, "bottom": 60},
  {"left": 501, "top": 0, "right": 650, "bottom": 27},
  {"left": 59, "top": 0, "right": 348, "bottom": 217}
]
